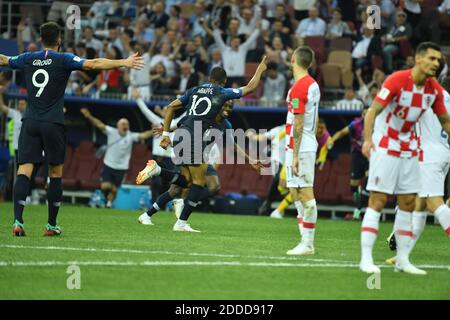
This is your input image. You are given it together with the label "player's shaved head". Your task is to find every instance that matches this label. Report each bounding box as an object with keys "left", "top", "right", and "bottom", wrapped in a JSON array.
[
  {"left": 415, "top": 42, "right": 441, "bottom": 56},
  {"left": 209, "top": 67, "right": 227, "bottom": 86},
  {"left": 292, "top": 46, "right": 314, "bottom": 69},
  {"left": 40, "top": 22, "right": 61, "bottom": 47}
]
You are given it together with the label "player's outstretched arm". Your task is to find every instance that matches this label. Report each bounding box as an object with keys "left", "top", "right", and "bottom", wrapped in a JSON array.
[
  {"left": 362, "top": 101, "right": 384, "bottom": 158},
  {"left": 234, "top": 143, "right": 264, "bottom": 173},
  {"left": 241, "top": 56, "right": 267, "bottom": 96},
  {"left": 80, "top": 108, "right": 107, "bottom": 132},
  {"left": 0, "top": 54, "right": 11, "bottom": 66},
  {"left": 159, "top": 99, "right": 184, "bottom": 150},
  {"left": 330, "top": 127, "right": 350, "bottom": 146},
  {"left": 83, "top": 52, "right": 144, "bottom": 71},
  {"left": 138, "top": 129, "right": 153, "bottom": 141}
]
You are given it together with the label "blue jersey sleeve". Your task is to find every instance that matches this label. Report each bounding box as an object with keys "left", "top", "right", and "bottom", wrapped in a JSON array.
[
  {"left": 8, "top": 52, "right": 29, "bottom": 70},
  {"left": 224, "top": 119, "right": 233, "bottom": 130},
  {"left": 62, "top": 53, "right": 85, "bottom": 70},
  {"left": 223, "top": 88, "right": 243, "bottom": 100},
  {"left": 178, "top": 88, "right": 194, "bottom": 106}
]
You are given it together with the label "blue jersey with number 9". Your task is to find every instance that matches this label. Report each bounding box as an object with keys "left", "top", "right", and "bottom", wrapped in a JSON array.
[
  {"left": 178, "top": 83, "right": 242, "bottom": 129},
  {"left": 9, "top": 50, "right": 85, "bottom": 124}
]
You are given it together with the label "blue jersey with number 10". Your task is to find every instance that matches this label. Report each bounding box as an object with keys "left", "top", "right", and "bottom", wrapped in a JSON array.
[
  {"left": 9, "top": 50, "right": 85, "bottom": 124},
  {"left": 178, "top": 83, "right": 242, "bottom": 129}
]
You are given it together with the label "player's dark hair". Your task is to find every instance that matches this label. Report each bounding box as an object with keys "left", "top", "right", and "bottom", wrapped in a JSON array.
[
  {"left": 293, "top": 46, "right": 314, "bottom": 69},
  {"left": 318, "top": 118, "right": 326, "bottom": 124},
  {"left": 209, "top": 67, "right": 227, "bottom": 85},
  {"left": 415, "top": 42, "right": 441, "bottom": 56},
  {"left": 40, "top": 22, "right": 61, "bottom": 47}
]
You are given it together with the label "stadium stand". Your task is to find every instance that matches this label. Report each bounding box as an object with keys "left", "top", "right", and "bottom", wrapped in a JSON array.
[{"left": 1, "top": 0, "right": 449, "bottom": 216}]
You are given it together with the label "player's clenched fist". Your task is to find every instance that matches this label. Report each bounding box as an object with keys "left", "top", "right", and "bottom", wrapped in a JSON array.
[{"left": 160, "top": 136, "right": 172, "bottom": 150}]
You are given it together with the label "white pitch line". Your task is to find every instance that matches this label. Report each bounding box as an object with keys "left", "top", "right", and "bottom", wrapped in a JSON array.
[
  {"left": 0, "top": 244, "right": 353, "bottom": 264},
  {"left": 0, "top": 260, "right": 359, "bottom": 268},
  {"left": 0, "top": 260, "right": 449, "bottom": 269}
]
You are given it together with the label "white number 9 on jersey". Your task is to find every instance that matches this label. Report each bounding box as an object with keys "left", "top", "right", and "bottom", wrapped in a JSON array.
[{"left": 32, "top": 69, "right": 50, "bottom": 97}]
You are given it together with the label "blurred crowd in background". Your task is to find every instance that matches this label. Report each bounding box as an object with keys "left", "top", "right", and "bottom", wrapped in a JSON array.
[{"left": 2, "top": 0, "right": 449, "bottom": 110}]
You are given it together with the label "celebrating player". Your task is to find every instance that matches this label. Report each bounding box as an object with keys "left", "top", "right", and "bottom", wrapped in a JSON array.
[
  {"left": 135, "top": 57, "right": 267, "bottom": 232},
  {"left": 137, "top": 100, "right": 263, "bottom": 227},
  {"left": 360, "top": 42, "right": 450, "bottom": 274},
  {"left": 284, "top": 46, "right": 321, "bottom": 256},
  {"left": 0, "top": 21, "right": 144, "bottom": 236}
]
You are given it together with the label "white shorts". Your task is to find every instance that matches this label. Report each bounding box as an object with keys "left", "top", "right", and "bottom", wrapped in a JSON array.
[
  {"left": 367, "top": 148, "right": 420, "bottom": 195},
  {"left": 285, "top": 151, "right": 315, "bottom": 188},
  {"left": 418, "top": 161, "right": 450, "bottom": 198}
]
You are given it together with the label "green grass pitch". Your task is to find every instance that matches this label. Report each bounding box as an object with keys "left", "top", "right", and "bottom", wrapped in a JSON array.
[{"left": 0, "top": 203, "right": 449, "bottom": 300}]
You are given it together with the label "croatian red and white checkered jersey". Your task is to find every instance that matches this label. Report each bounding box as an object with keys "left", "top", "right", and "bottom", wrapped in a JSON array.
[
  {"left": 373, "top": 69, "right": 447, "bottom": 158},
  {"left": 418, "top": 89, "right": 450, "bottom": 163},
  {"left": 285, "top": 74, "right": 321, "bottom": 154}
]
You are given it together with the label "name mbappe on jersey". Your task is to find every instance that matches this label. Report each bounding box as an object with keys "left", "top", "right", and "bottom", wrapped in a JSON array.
[{"left": 178, "top": 83, "right": 242, "bottom": 128}]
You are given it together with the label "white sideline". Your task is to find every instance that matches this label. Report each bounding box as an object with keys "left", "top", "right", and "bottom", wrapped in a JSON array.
[
  {"left": 0, "top": 260, "right": 449, "bottom": 269},
  {"left": 0, "top": 244, "right": 354, "bottom": 264},
  {"left": 1, "top": 244, "right": 449, "bottom": 269},
  {"left": 0, "top": 260, "right": 359, "bottom": 268}
]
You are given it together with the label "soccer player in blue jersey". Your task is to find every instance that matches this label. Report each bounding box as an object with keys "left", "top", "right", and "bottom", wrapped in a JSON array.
[
  {"left": 136, "top": 57, "right": 267, "bottom": 232},
  {"left": 136, "top": 100, "right": 263, "bottom": 228},
  {"left": 0, "top": 22, "right": 144, "bottom": 236}
]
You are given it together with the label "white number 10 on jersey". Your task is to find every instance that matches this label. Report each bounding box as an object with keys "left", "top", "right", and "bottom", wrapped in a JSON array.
[{"left": 189, "top": 95, "right": 212, "bottom": 116}]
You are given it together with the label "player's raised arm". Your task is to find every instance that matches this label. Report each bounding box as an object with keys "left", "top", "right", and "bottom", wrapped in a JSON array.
[
  {"left": 240, "top": 56, "right": 268, "bottom": 96},
  {"left": 82, "top": 52, "right": 144, "bottom": 71},
  {"left": 80, "top": 108, "right": 107, "bottom": 132}
]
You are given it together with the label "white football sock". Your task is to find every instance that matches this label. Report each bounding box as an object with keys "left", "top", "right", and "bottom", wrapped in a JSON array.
[
  {"left": 302, "top": 199, "right": 317, "bottom": 247},
  {"left": 409, "top": 211, "right": 428, "bottom": 254},
  {"left": 360, "top": 207, "right": 381, "bottom": 265},
  {"left": 394, "top": 209, "right": 413, "bottom": 265},
  {"left": 294, "top": 200, "right": 304, "bottom": 237},
  {"left": 434, "top": 204, "right": 450, "bottom": 237}
]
